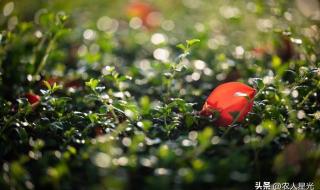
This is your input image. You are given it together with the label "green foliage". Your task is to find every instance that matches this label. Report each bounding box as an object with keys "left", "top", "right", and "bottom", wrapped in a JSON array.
[{"left": 0, "top": 0, "right": 320, "bottom": 190}]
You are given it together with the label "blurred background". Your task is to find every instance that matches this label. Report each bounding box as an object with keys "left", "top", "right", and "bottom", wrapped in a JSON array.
[
  {"left": 1, "top": 0, "right": 319, "bottom": 103},
  {"left": 1, "top": 0, "right": 320, "bottom": 189}
]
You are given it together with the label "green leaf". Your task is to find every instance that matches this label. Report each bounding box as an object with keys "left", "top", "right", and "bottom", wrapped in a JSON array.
[
  {"left": 52, "top": 82, "right": 62, "bottom": 92},
  {"left": 262, "top": 120, "right": 277, "bottom": 136},
  {"left": 176, "top": 43, "right": 187, "bottom": 51},
  {"left": 88, "top": 113, "right": 99, "bottom": 123},
  {"left": 159, "top": 144, "right": 170, "bottom": 159},
  {"left": 253, "top": 78, "right": 264, "bottom": 89},
  {"left": 198, "top": 127, "right": 214, "bottom": 147},
  {"left": 43, "top": 80, "right": 52, "bottom": 91},
  {"left": 139, "top": 96, "right": 150, "bottom": 114},
  {"left": 141, "top": 120, "right": 152, "bottom": 131},
  {"left": 186, "top": 39, "right": 200, "bottom": 47},
  {"left": 85, "top": 78, "right": 99, "bottom": 91},
  {"left": 185, "top": 114, "right": 194, "bottom": 128},
  {"left": 272, "top": 56, "right": 281, "bottom": 68},
  {"left": 67, "top": 146, "right": 77, "bottom": 155}
]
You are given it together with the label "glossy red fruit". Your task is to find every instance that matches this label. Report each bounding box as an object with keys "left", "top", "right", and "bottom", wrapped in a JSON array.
[
  {"left": 200, "top": 82, "right": 256, "bottom": 127},
  {"left": 25, "top": 92, "right": 41, "bottom": 105}
]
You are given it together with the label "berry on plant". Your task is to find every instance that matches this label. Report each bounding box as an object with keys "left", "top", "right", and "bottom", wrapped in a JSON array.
[
  {"left": 200, "top": 82, "right": 256, "bottom": 127},
  {"left": 25, "top": 92, "right": 41, "bottom": 105}
]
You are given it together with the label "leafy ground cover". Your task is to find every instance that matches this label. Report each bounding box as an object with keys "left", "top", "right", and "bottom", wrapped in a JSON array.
[{"left": 0, "top": 0, "right": 320, "bottom": 189}]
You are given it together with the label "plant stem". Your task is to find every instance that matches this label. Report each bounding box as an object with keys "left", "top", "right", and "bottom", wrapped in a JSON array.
[
  {"left": 93, "top": 90, "right": 120, "bottom": 123},
  {"left": 34, "top": 34, "right": 57, "bottom": 76},
  {"left": 297, "top": 80, "right": 320, "bottom": 107}
]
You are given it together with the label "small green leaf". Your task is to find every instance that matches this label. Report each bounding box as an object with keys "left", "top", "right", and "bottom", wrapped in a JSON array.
[
  {"left": 198, "top": 127, "right": 214, "bottom": 147},
  {"left": 139, "top": 96, "right": 150, "bottom": 114},
  {"left": 272, "top": 56, "right": 281, "bottom": 68},
  {"left": 43, "top": 80, "right": 52, "bottom": 91},
  {"left": 185, "top": 114, "right": 194, "bottom": 128},
  {"left": 159, "top": 144, "right": 170, "bottom": 159},
  {"left": 186, "top": 39, "right": 200, "bottom": 47},
  {"left": 176, "top": 43, "right": 187, "bottom": 51},
  {"left": 85, "top": 79, "right": 99, "bottom": 91},
  {"left": 67, "top": 146, "right": 77, "bottom": 155},
  {"left": 52, "top": 82, "right": 62, "bottom": 92},
  {"left": 253, "top": 78, "right": 264, "bottom": 89},
  {"left": 141, "top": 120, "right": 152, "bottom": 131},
  {"left": 88, "top": 113, "right": 99, "bottom": 123}
]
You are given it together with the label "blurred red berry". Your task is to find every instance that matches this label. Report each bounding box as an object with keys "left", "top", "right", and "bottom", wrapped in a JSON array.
[
  {"left": 126, "top": 1, "right": 160, "bottom": 29},
  {"left": 45, "top": 77, "right": 60, "bottom": 86},
  {"left": 200, "top": 82, "right": 256, "bottom": 127},
  {"left": 252, "top": 47, "right": 269, "bottom": 58},
  {"left": 64, "top": 79, "right": 82, "bottom": 89},
  {"left": 25, "top": 92, "right": 41, "bottom": 105},
  {"left": 94, "top": 127, "right": 105, "bottom": 136},
  {"left": 126, "top": 2, "right": 152, "bottom": 20}
]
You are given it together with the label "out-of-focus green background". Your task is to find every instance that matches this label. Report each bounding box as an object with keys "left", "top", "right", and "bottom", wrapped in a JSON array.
[{"left": 1, "top": 0, "right": 320, "bottom": 189}]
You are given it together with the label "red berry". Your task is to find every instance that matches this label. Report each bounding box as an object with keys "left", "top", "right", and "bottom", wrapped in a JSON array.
[
  {"left": 25, "top": 93, "right": 41, "bottom": 105},
  {"left": 200, "top": 82, "right": 256, "bottom": 127}
]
